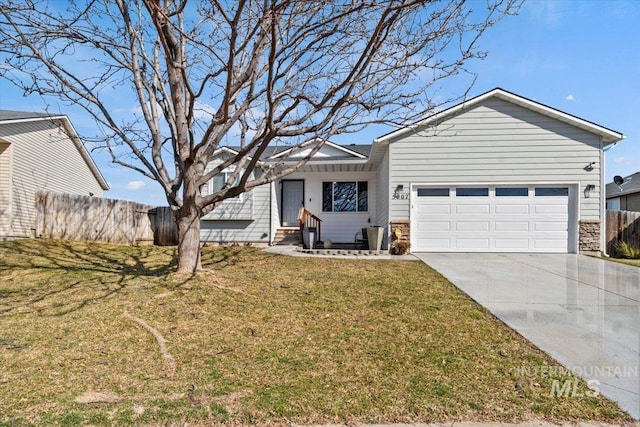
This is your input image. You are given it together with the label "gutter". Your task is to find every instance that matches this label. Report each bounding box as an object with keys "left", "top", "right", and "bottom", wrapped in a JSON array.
[{"left": 0, "top": 115, "right": 66, "bottom": 125}]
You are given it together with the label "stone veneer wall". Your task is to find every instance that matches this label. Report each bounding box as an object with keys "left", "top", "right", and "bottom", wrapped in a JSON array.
[{"left": 579, "top": 219, "right": 600, "bottom": 252}]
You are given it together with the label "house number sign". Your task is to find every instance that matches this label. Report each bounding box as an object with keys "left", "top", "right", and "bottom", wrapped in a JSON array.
[{"left": 392, "top": 192, "right": 409, "bottom": 200}]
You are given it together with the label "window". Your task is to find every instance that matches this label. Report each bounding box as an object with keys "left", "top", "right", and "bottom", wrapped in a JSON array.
[
  {"left": 210, "top": 171, "right": 240, "bottom": 199},
  {"left": 417, "top": 188, "right": 449, "bottom": 197},
  {"left": 535, "top": 187, "right": 568, "bottom": 197},
  {"left": 496, "top": 187, "right": 528, "bottom": 197},
  {"left": 456, "top": 187, "right": 488, "bottom": 197},
  {"left": 322, "top": 181, "right": 368, "bottom": 212}
]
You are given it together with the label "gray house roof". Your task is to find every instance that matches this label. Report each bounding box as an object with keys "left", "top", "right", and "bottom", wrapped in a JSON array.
[
  {"left": 606, "top": 171, "right": 640, "bottom": 198},
  {"left": 0, "top": 109, "right": 109, "bottom": 190},
  {"left": 0, "top": 109, "right": 62, "bottom": 122}
]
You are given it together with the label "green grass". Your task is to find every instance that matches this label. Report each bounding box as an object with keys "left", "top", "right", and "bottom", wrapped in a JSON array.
[
  {"left": 0, "top": 239, "right": 634, "bottom": 426},
  {"left": 607, "top": 257, "right": 640, "bottom": 267}
]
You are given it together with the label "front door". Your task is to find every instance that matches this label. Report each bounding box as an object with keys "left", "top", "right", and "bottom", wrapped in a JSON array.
[{"left": 281, "top": 180, "right": 304, "bottom": 226}]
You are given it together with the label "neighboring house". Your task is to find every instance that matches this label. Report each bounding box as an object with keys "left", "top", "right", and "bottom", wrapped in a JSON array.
[
  {"left": 606, "top": 172, "right": 640, "bottom": 211},
  {"left": 0, "top": 110, "right": 109, "bottom": 239},
  {"left": 202, "top": 88, "right": 624, "bottom": 254}
]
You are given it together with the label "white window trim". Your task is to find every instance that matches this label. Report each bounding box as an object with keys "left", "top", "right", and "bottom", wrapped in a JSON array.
[{"left": 209, "top": 169, "right": 243, "bottom": 202}]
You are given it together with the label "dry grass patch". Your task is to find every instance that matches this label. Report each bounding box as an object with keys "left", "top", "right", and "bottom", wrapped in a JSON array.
[
  {"left": 0, "top": 239, "right": 634, "bottom": 426},
  {"left": 606, "top": 257, "right": 640, "bottom": 268}
]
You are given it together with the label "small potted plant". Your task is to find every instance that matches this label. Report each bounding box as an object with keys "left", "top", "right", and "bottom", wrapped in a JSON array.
[{"left": 392, "top": 240, "right": 411, "bottom": 255}]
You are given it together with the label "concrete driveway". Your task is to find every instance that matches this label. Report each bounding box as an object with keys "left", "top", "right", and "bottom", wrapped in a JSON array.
[{"left": 415, "top": 253, "right": 640, "bottom": 420}]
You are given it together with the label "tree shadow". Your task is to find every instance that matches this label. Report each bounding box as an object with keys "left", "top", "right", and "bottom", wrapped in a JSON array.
[
  {"left": 0, "top": 240, "right": 276, "bottom": 318},
  {"left": 201, "top": 244, "right": 273, "bottom": 268},
  {"left": 0, "top": 239, "right": 183, "bottom": 317}
]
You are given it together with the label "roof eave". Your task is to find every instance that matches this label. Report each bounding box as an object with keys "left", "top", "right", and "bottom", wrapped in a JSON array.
[
  {"left": 0, "top": 115, "right": 67, "bottom": 125},
  {"left": 60, "top": 117, "right": 110, "bottom": 190},
  {"left": 269, "top": 158, "right": 369, "bottom": 165}
]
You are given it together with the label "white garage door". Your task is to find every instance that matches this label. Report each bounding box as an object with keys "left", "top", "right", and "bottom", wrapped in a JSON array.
[{"left": 412, "top": 185, "right": 571, "bottom": 253}]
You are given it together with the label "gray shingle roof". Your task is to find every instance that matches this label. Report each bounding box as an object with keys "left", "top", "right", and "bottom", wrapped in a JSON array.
[
  {"left": 0, "top": 109, "right": 60, "bottom": 122},
  {"left": 606, "top": 171, "right": 640, "bottom": 198}
]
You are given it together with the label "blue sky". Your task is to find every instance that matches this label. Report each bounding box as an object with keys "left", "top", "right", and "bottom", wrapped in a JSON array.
[{"left": 1, "top": 0, "right": 638, "bottom": 206}]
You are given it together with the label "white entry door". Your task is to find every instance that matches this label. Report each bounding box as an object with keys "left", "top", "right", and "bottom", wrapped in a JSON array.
[
  {"left": 412, "top": 185, "right": 571, "bottom": 253},
  {"left": 281, "top": 180, "right": 304, "bottom": 226}
]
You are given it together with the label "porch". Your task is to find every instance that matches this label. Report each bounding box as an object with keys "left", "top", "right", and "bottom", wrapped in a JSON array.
[{"left": 274, "top": 168, "right": 386, "bottom": 248}]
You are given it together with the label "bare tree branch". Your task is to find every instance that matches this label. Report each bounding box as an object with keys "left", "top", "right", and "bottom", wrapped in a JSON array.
[{"left": 0, "top": 0, "right": 521, "bottom": 272}]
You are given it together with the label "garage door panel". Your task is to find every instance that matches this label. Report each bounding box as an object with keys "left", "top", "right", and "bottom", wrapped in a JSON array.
[
  {"left": 495, "top": 221, "right": 530, "bottom": 232},
  {"left": 417, "top": 203, "right": 451, "bottom": 214},
  {"left": 455, "top": 238, "right": 490, "bottom": 249},
  {"left": 534, "top": 222, "right": 567, "bottom": 232},
  {"left": 456, "top": 204, "right": 490, "bottom": 214},
  {"left": 494, "top": 238, "right": 530, "bottom": 249},
  {"left": 413, "top": 185, "right": 571, "bottom": 253},
  {"left": 495, "top": 204, "right": 530, "bottom": 214},
  {"left": 455, "top": 221, "right": 490, "bottom": 232},
  {"left": 416, "top": 221, "right": 450, "bottom": 232},
  {"left": 535, "top": 204, "right": 568, "bottom": 214}
]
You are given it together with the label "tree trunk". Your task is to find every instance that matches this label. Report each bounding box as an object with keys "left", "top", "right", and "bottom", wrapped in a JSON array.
[{"left": 176, "top": 208, "right": 202, "bottom": 274}]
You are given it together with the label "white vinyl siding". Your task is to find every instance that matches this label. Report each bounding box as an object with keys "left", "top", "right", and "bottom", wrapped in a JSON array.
[
  {"left": 389, "top": 98, "right": 603, "bottom": 223},
  {"left": 0, "top": 142, "right": 11, "bottom": 237},
  {"left": 0, "top": 120, "right": 105, "bottom": 238},
  {"left": 200, "top": 183, "right": 271, "bottom": 243},
  {"left": 200, "top": 153, "right": 270, "bottom": 243}
]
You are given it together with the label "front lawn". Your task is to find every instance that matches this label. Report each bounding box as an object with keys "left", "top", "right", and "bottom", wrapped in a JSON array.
[
  {"left": 606, "top": 257, "right": 640, "bottom": 267},
  {"left": 0, "top": 240, "right": 633, "bottom": 426}
]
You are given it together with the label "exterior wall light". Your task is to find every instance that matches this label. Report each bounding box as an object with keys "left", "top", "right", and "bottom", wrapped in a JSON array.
[{"left": 584, "top": 184, "right": 596, "bottom": 198}]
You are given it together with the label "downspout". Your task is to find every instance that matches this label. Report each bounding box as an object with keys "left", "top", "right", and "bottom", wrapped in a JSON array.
[
  {"left": 600, "top": 137, "right": 607, "bottom": 256},
  {"left": 269, "top": 181, "right": 273, "bottom": 245}
]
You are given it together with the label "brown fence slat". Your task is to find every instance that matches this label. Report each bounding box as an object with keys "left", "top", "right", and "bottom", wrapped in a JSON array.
[
  {"left": 35, "top": 191, "right": 177, "bottom": 246},
  {"left": 606, "top": 210, "right": 640, "bottom": 254}
]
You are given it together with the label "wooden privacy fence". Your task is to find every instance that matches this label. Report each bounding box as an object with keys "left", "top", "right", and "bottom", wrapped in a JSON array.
[
  {"left": 35, "top": 191, "right": 177, "bottom": 245},
  {"left": 606, "top": 210, "right": 640, "bottom": 254}
]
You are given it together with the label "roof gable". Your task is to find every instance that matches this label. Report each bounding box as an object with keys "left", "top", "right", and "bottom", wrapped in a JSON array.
[
  {"left": 269, "top": 140, "right": 367, "bottom": 160},
  {"left": 0, "top": 110, "right": 109, "bottom": 190},
  {"left": 215, "top": 142, "right": 371, "bottom": 163},
  {"left": 375, "top": 88, "right": 624, "bottom": 145}
]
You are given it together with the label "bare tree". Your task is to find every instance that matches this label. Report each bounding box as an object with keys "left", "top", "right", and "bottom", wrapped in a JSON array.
[{"left": 0, "top": 0, "right": 519, "bottom": 273}]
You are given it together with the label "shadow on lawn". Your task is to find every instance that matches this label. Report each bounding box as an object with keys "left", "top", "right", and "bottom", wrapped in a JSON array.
[
  {"left": 0, "top": 239, "right": 181, "bottom": 316},
  {"left": 0, "top": 240, "right": 275, "bottom": 317}
]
